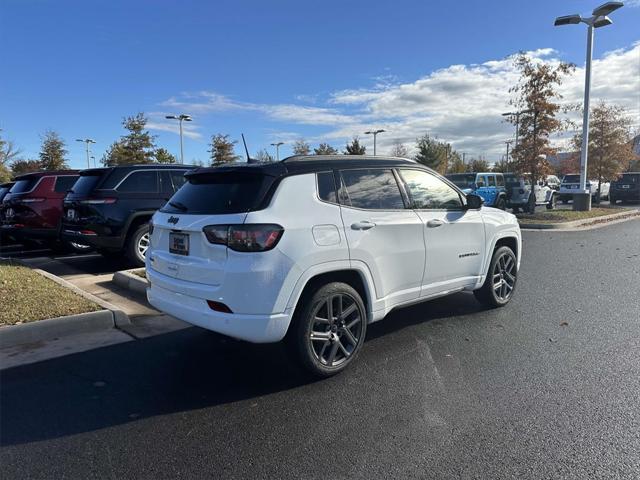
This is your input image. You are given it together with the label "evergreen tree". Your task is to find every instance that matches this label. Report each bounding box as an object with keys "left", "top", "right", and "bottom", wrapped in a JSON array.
[
  {"left": 344, "top": 136, "right": 366, "bottom": 155},
  {"left": 103, "top": 113, "right": 157, "bottom": 166},
  {"left": 39, "top": 131, "right": 68, "bottom": 170},
  {"left": 155, "top": 148, "right": 177, "bottom": 164},
  {"left": 313, "top": 143, "right": 339, "bottom": 155},
  {"left": 209, "top": 134, "right": 240, "bottom": 165},
  {"left": 292, "top": 139, "right": 311, "bottom": 155},
  {"left": 414, "top": 134, "right": 450, "bottom": 174}
]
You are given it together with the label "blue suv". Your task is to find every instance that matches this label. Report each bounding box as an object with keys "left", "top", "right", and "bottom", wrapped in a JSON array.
[{"left": 446, "top": 172, "right": 507, "bottom": 210}]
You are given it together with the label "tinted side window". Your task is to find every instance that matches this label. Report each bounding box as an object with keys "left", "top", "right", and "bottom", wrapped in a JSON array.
[
  {"left": 170, "top": 170, "right": 188, "bottom": 191},
  {"left": 317, "top": 172, "right": 337, "bottom": 203},
  {"left": 340, "top": 169, "right": 404, "bottom": 210},
  {"left": 487, "top": 175, "right": 496, "bottom": 187},
  {"left": 400, "top": 169, "right": 463, "bottom": 210},
  {"left": 54, "top": 176, "right": 78, "bottom": 193},
  {"left": 117, "top": 171, "right": 158, "bottom": 193},
  {"left": 496, "top": 175, "right": 505, "bottom": 187}
]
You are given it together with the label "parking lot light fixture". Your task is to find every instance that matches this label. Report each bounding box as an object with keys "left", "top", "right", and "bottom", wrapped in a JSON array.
[
  {"left": 165, "top": 114, "right": 192, "bottom": 164},
  {"left": 364, "top": 129, "right": 385, "bottom": 156},
  {"left": 554, "top": 1, "right": 623, "bottom": 211},
  {"left": 270, "top": 142, "right": 285, "bottom": 161},
  {"left": 76, "top": 138, "right": 96, "bottom": 169}
]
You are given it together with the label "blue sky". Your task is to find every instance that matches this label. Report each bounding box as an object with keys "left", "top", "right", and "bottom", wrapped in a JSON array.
[{"left": 1, "top": 0, "right": 639, "bottom": 169}]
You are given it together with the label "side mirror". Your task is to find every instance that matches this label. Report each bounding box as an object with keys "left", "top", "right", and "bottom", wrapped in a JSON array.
[{"left": 466, "top": 193, "right": 483, "bottom": 210}]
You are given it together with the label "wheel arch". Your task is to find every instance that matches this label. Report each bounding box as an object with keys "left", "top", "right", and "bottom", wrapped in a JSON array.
[
  {"left": 123, "top": 211, "right": 155, "bottom": 240},
  {"left": 286, "top": 264, "right": 375, "bottom": 323}
]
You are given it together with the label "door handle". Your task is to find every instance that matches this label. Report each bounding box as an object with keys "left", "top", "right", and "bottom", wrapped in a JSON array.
[
  {"left": 351, "top": 221, "right": 376, "bottom": 230},
  {"left": 426, "top": 219, "right": 445, "bottom": 228}
]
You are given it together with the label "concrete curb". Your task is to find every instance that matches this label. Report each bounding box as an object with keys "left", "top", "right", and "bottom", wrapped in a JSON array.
[
  {"left": 519, "top": 209, "right": 640, "bottom": 230},
  {"left": 112, "top": 269, "right": 148, "bottom": 294},
  {"left": 0, "top": 310, "right": 117, "bottom": 349},
  {"left": 0, "top": 259, "right": 131, "bottom": 348}
]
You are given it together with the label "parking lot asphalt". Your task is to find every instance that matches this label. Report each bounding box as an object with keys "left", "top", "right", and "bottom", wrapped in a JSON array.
[{"left": 1, "top": 218, "right": 640, "bottom": 479}]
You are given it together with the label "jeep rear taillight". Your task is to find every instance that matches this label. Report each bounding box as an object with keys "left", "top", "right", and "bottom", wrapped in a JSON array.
[{"left": 203, "top": 224, "right": 284, "bottom": 252}]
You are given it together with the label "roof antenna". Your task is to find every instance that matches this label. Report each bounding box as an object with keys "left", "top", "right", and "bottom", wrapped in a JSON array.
[{"left": 241, "top": 134, "right": 254, "bottom": 163}]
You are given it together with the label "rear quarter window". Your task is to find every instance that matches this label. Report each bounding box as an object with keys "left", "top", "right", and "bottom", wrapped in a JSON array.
[
  {"left": 116, "top": 170, "right": 159, "bottom": 193},
  {"left": 54, "top": 176, "right": 79, "bottom": 193},
  {"left": 317, "top": 172, "right": 337, "bottom": 203}
]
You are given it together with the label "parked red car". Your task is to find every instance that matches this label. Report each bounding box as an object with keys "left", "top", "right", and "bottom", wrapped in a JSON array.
[{"left": 0, "top": 171, "right": 90, "bottom": 251}]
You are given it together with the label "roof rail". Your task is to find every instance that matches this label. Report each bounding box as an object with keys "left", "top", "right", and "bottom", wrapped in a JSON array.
[{"left": 281, "top": 154, "right": 416, "bottom": 163}]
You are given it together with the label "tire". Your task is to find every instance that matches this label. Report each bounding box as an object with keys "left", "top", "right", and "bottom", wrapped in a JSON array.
[
  {"left": 126, "top": 223, "right": 150, "bottom": 267},
  {"left": 473, "top": 246, "right": 518, "bottom": 308},
  {"left": 287, "top": 282, "right": 367, "bottom": 377},
  {"left": 495, "top": 197, "right": 506, "bottom": 210},
  {"left": 546, "top": 194, "right": 556, "bottom": 210}
]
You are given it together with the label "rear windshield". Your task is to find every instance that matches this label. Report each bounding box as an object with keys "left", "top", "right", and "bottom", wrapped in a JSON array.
[
  {"left": 619, "top": 174, "right": 639, "bottom": 183},
  {"left": 161, "top": 172, "right": 275, "bottom": 215},
  {"left": 562, "top": 175, "right": 580, "bottom": 183},
  {"left": 9, "top": 178, "right": 38, "bottom": 194},
  {"left": 70, "top": 174, "right": 102, "bottom": 195},
  {"left": 505, "top": 175, "right": 520, "bottom": 185},
  {"left": 446, "top": 174, "right": 476, "bottom": 189}
]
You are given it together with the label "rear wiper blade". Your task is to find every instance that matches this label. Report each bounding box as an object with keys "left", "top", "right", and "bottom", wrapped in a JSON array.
[{"left": 168, "top": 201, "right": 188, "bottom": 212}]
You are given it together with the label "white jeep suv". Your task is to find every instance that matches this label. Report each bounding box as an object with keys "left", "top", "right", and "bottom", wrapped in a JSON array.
[{"left": 146, "top": 156, "right": 522, "bottom": 376}]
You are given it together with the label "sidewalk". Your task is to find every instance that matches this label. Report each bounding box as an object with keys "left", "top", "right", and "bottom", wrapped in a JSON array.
[{"left": 2, "top": 254, "right": 191, "bottom": 369}]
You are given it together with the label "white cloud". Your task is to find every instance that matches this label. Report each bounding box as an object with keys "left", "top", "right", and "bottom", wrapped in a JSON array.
[{"left": 159, "top": 42, "right": 640, "bottom": 158}]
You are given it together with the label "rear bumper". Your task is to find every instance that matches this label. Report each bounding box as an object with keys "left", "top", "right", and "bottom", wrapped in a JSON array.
[
  {"left": 60, "top": 228, "right": 122, "bottom": 250},
  {"left": 1, "top": 224, "right": 57, "bottom": 241},
  {"left": 610, "top": 190, "right": 640, "bottom": 201},
  {"left": 146, "top": 269, "right": 293, "bottom": 343}
]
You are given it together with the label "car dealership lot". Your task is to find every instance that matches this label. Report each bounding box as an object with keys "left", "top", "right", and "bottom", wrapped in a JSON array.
[{"left": 1, "top": 218, "right": 639, "bottom": 479}]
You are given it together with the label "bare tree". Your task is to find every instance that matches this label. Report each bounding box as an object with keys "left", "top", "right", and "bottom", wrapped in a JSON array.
[
  {"left": 389, "top": 140, "right": 409, "bottom": 158},
  {"left": 254, "top": 149, "right": 274, "bottom": 162}
]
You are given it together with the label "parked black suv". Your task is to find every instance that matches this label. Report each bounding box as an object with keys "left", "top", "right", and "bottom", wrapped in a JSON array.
[
  {"left": 61, "top": 164, "right": 193, "bottom": 266},
  {"left": 609, "top": 172, "right": 640, "bottom": 204}
]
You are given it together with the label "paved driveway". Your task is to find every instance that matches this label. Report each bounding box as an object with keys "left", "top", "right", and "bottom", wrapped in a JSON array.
[{"left": 1, "top": 219, "right": 639, "bottom": 479}]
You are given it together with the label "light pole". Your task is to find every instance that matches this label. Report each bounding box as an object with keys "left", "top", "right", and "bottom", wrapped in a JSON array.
[
  {"left": 502, "top": 109, "right": 535, "bottom": 152},
  {"left": 504, "top": 140, "right": 513, "bottom": 171},
  {"left": 165, "top": 114, "right": 192, "bottom": 164},
  {"left": 554, "top": 1, "right": 624, "bottom": 211},
  {"left": 364, "top": 129, "right": 385, "bottom": 156},
  {"left": 270, "top": 142, "right": 284, "bottom": 161},
  {"left": 76, "top": 138, "right": 96, "bottom": 169}
]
